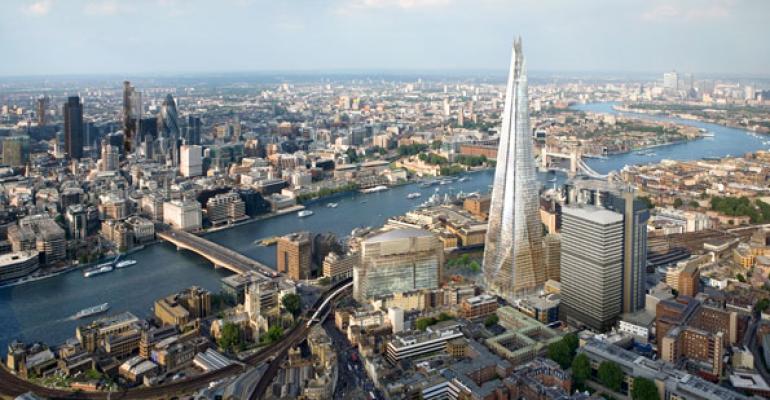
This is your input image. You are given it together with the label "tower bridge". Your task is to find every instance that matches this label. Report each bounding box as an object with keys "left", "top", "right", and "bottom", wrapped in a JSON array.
[{"left": 539, "top": 145, "right": 612, "bottom": 179}]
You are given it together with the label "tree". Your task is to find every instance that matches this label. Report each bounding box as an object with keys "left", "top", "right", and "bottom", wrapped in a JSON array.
[
  {"left": 484, "top": 314, "right": 499, "bottom": 327},
  {"left": 631, "top": 377, "right": 659, "bottom": 400},
  {"left": 638, "top": 196, "right": 654, "bottom": 210},
  {"left": 437, "top": 312, "right": 452, "bottom": 322},
  {"left": 431, "top": 140, "right": 442, "bottom": 150},
  {"left": 571, "top": 353, "right": 591, "bottom": 388},
  {"left": 265, "top": 325, "right": 283, "bottom": 343},
  {"left": 281, "top": 293, "right": 302, "bottom": 317},
  {"left": 547, "top": 340, "right": 573, "bottom": 369},
  {"left": 755, "top": 298, "right": 770, "bottom": 313},
  {"left": 218, "top": 322, "right": 241, "bottom": 353},
  {"left": 416, "top": 317, "right": 436, "bottom": 331},
  {"left": 345, "top": 148, "right": 359, "bottom": 163},
  {"left": 688, "top": 200, "right": 700, "bottom": 208},
  {"left": 563, "top": 332, "right": 579, "bottom": 355},
  {"left": 736, "top": 273, "right": 746, "bottom": 283},
  {"left": 598, "top": 361, "right": 624, "bottom": 392},
  {"left": 468, "top": 260, "right": 481, "bottom": 273},
  {"left": 673, "top": 198, "right": 683, "bottom": 208}
]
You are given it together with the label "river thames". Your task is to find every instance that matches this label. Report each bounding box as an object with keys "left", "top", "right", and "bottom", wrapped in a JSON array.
[{"left": 0, "top": 102, "right": 767, "bottom": 352}]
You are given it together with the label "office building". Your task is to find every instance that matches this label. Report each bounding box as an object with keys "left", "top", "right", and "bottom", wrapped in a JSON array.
[
  {"left": 322, "top": 251, "right": 357, "bottom": 282},
  {"left": 568, "top": 181, "right": 649, "bottom": 314},
  {"left": 65, "top": 204, "right": 87, "bottom": 240},
  {"left": 158, "top": 94, "right": 180, "bottom": 165},
  {"left": 163, "top": 199, "right": 202, "bottom": 231},
  {"left": 2, "top": 136, "right": 30, "bottom": 167},
  {"left": 663, "top": 71, "right": 679, "bottom": 90},
  {"left": 63, "top": 96, "right": 84, "bottom": 159},
  {"left": 353, "top": 228, "right": 443, "bottom": 301},
  {"left": 180, "top": 145, "right": 203, "bottom": 177},
  {"left": 186, "top": 115, "right": 202, "bottom": 145},
  {"left": 385, "top": 321, "right": 463, "bottom": 364},
  {"left": 10, "top": 215, "right": 66, "bottom": 265},
  {"left": 559, "top": 205, "right": 624, "bottom": 332},
  {"left": 277, "top": 232, "right": 314, "bottom": 281},
  {"left": 483, "top": 39, "right": 545, "bottom": 301},
  {"left": 0, "top": 251, "right": 40, "bottom": 282},
  {"left": 543, "top": 233, "right": 561, "bottom": 282},
  {"left": 656, "top": 296, "right": 700, "bottom": 346},
  {"left": 661, "top": 326, "right": 724, "bottom": 378},
  {"left": 154, "top": 286, "right": 211, "bottom": 327},
  {"left": 123, "top": 81, "right": 142, "bottom": 153},
  {"left": 205, "top": 192, "right": 246, "bottom": 225},
  {"left": 580, "top": 338, "right": 749, "bottom": 400},
  {"left": 76, "top": 312, "right": 140, "bottom": 353},
  {"left": 459, "top": 294, "right": 498, "bottom": 319},
  {"left": 36, "top": 96, "right": 48, "bottom": 126},
  {"left": 100, "top": 142, "right": 119, "bottom": 171}
]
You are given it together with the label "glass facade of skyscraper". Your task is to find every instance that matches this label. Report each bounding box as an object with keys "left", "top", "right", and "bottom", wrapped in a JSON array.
[{"left": 482, "top": 39, "right": 545, "bottom": 301}]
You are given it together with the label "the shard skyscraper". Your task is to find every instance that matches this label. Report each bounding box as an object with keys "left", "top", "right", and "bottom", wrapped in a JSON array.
[{"left": 483, "top": 39, "right": 545, "bottom": 301}]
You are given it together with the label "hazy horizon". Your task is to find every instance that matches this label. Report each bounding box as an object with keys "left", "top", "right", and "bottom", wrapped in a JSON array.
[{"left": 2, "top": 0, "right": 769, "bottom": 77}]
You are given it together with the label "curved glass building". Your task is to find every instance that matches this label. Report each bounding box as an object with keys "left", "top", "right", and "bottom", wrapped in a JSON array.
[{"left": 482, "top": 39, "right": 545, "bottom": 301}]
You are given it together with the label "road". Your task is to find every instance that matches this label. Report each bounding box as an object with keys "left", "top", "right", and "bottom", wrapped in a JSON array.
[
  {"left": 158, "top": 229, "right": 276, "bottom": 277},
  {"left": 322, "top": 319, "right": 379, "bottom": 400},
  {"left": 745, "top": 315, "right": 770, "bottom": 383},
  {"left": 0, "top": 278, "right": 353, "bottom": 399}
]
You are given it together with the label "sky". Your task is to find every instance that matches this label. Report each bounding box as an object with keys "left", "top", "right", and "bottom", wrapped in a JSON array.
[{"left": 1, "top": 0, "right": 769, "bottom": 77}]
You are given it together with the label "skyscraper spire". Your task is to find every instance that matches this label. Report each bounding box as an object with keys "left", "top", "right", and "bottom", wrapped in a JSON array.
[{"left": 483, "top": 38, "right": 545, "bottom": 301}]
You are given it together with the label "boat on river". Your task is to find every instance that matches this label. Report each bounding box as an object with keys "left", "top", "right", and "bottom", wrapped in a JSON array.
[
  {"left": 73, "top": 303, "right": 110, "bottom": 319},
  {"left": 298, "top": 210, "right": 314, "bottom": 218}
]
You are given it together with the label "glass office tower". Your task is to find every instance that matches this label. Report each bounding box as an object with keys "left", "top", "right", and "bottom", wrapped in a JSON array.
[{"left": 482, "top": 39, "right": 545, "bottom": 301}]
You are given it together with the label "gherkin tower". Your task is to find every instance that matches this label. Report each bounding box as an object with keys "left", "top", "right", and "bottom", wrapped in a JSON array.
[{"left": 482, "top": 39, "right": 545, "bottom": 301}]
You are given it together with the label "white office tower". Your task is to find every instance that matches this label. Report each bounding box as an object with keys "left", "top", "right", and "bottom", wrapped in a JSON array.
[
  {"left": 482, "top": 38, "right": 545, "bottom": 301},
  {"left": 180, "top": 145, "right": 203, "bottom": 177}
]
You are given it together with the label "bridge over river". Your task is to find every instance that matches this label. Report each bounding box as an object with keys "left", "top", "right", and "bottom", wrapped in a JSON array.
[{"left": 158, "top": 229, "right": 278, "bottom": 277}]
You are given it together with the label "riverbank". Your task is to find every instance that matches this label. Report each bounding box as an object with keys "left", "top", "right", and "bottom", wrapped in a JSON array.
[{"left": 613, "top": 103, "right": 770, "bottom": 135}]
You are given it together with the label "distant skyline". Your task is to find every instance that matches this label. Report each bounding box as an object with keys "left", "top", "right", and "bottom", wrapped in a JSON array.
[{"left": 1, "top": 0, "right": 769, "bottom": 77}]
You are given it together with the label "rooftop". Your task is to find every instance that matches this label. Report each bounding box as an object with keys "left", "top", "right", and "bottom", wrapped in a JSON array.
[
  {"left": 562, "top": 204, "right": 623, "bottom": 225},
  {"left": 364, "top": 227, "right": 434, "bottom": 243}
]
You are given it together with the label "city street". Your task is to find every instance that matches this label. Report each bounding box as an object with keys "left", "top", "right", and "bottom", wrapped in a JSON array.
[{"left": 323, "top": 319, "right": 380, "bottom": 400}]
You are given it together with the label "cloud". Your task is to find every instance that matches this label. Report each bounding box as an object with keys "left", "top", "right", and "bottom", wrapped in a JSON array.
[
  {"left": 336, "top": 0, "right": 452, "bottom": 14},
  {"left": 23, "top": 0, "right": 54, "bottom": 16},
  {"left": 641, "top": 0, "right": 733, "bottom": 22}
]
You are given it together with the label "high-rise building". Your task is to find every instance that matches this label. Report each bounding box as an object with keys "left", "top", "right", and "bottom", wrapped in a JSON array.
[
  {"left": 186, "top": 115, "right": 202, "bottom": 145},
  {"left": 36, "top": 96, "right": 48, "bottom": 126},
  {"left": 482, "top": 39, "right": 545, "bottom": 301},
  {"left": 559, "top": 205, "right": 624, "bottom": 332},
  {"left": 159, "top": 94, "right": 179, "bottom": 138},
  {"left": 2, "top": 136, "right": 30, "bottom": 167},
  {"left": 353, "top": 228, "right": 443, "bottom": 301},
  {"left": 123, "top": 81, "right": 142, "bottom": 153},
  {"left": 567, "top": 182, "right": 649, "bottom": 314},
  {"left": 277, "top": 232, "right": 314, "bottom": 281},
  {"left": 159, "top": 94, "right": 180, "bottom": 165},
  {"left": 179, "top": 145, "right": 203, "bottom": 177},
  {"left": 100, "top": 142, "right": 119, "bottom": 171},
  {"left": 543, "top": 233, "right": 561, "bottom": 282},
  {"left": 663, "top": 71, "right": 679, "bottom": 90},
  {"left": 63, "top": 96, "right": 84, "bottom": 159}
]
